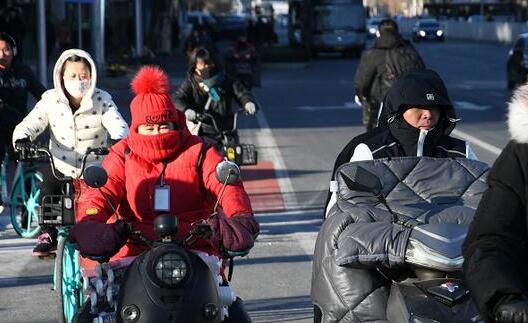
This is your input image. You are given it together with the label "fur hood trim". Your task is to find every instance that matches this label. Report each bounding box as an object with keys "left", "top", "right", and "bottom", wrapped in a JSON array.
[{"left": 508, "top": 84, "right": 528, "bottom": 143}]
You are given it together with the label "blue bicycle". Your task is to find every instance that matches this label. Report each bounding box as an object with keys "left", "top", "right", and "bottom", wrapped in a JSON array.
[
  {"left": 17, "top": 143, "right": 108, "bottom": 323},
  {"left": 0, "top": 152, "right": 43, "bottom": 238}
]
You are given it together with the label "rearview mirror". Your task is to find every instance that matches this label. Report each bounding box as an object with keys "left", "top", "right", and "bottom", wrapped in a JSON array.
[
  {"left": 216, "top": 160, "right": 240, "bottom": 185},
  {"left": 154, "top": 214, "right": 179, "bottom": 239},
  {"left": 340, "top": 166, "right": 382, "bottom": 195},
  {"left": 84, "top": 166, "right": 108, "bottom": 188}
]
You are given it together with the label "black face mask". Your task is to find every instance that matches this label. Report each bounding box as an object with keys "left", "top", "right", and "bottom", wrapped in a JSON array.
[
  {"left": 388, "top": 115, "right": 445, "bottom": 157},
  {"left": 200, "top": 65, "right": 218, "bottom": 80}
]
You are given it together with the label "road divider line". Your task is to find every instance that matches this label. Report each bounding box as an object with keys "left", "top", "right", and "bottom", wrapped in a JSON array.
[
  {"left": 454, "top": 101, "right": 492, "bottom": 111},
  {"left": 452, "top": 129, "right": 502, "bottom": 156},
  {"left": 255, "top": 112, "right": 299, "bottom": 210}
]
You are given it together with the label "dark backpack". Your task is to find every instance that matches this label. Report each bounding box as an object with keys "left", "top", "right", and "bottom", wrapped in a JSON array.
[{"left": 383, "top": 45, "right": 425, "bottom": 89}]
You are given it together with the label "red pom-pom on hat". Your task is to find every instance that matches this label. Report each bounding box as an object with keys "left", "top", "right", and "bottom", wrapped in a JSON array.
[{"left": 131, "top": 66, "right": 169, "bottom": 95}]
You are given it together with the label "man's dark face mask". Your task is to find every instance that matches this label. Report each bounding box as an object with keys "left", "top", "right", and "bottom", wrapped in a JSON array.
[{"left": 200, "top": 65, "right": 218, "bottom": 80}]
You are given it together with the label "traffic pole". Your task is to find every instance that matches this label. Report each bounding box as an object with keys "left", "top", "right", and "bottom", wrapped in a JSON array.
[{"left": 37, "top": 0, "right": 47, "bottom": 86}]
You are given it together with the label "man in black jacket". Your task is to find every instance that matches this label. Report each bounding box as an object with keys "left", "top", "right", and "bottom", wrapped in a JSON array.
[
  {"left": 0, "top": 32, "right": 45, "bottom": 208},
  {"left": 463, "top": 83, "right": 528, "bottom": 323},
  {"left": 325, "top": 69, "right": 475, "bottom": 216},
  {"left": 354, "top": 19, "right": 424, "bottom": 130},
  {"left": 174, "top": 47, "right": 258, "bottom": 141},
  {"left": 0, "top": 33, "right": 45, "bottom": 159}
]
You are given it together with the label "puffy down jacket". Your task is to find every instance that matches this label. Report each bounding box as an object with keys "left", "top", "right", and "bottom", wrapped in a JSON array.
[{"left": 311, "top": 157, "right": 489, "bottom": 322}]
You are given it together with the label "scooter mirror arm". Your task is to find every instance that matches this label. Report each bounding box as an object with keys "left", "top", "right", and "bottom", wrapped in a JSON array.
[
  {"left": 213, "top": 171, "right": 233, "bottom": 213},
  {"left": 97, "top": 187, "right": 117, "bottom": 215},
  {"left": 375, "top": 193, "right": 417, "bottom": 228}
]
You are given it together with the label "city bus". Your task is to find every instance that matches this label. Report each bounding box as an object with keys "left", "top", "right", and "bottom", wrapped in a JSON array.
[{"left": 288, "top": 0, "right": 367, "bottom": 56}]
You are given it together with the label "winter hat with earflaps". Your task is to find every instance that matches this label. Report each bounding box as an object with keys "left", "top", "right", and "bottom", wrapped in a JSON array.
[{"left": 127, "top": 66, "right": 190, "bottom": 163}]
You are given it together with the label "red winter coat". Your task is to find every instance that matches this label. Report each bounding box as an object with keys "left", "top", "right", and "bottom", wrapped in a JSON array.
[{"left": 76, "top": 134, "right": 254, "bottom": 262}]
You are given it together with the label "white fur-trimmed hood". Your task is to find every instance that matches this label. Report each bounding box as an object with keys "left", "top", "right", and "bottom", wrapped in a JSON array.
[{"left": 508, "top": 84, "right": 528, "bottom": 143}]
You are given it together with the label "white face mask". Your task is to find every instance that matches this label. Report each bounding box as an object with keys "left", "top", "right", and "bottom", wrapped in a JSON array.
[{"left": 63, "top": 79, "right": 90, "bottom": 98}]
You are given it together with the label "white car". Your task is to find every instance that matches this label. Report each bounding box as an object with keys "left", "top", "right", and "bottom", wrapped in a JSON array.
[{"left": 366, "top": 17, "right": 385, "bottom": 38}]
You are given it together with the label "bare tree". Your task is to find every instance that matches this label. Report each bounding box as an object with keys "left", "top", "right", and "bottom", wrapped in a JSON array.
[{"left": 365, "top": 0, "right": 419, "bottom": 16}]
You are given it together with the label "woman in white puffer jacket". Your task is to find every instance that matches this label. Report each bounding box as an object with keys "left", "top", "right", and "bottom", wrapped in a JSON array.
[{"left": 12, "top": 48, "right": 128, "bottom": 256}]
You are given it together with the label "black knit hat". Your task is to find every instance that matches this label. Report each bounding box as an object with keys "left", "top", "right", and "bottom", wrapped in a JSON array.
[{"left": 379, "top": 69, "right": 457, "bottom": 134}]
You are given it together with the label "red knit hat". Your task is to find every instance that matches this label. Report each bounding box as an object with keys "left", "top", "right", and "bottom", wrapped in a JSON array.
[{"left": 130, "top": 66, "right": 184, "bottom": 130}]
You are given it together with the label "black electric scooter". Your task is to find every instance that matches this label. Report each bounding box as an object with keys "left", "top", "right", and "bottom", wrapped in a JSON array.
[{"left": 81, "top": 161, "right": 246, "bottom": 323}]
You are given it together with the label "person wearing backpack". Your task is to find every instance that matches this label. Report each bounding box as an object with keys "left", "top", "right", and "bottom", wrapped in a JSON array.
[{"left": 354, "top": 18, "right": 425, "bottom": 131}]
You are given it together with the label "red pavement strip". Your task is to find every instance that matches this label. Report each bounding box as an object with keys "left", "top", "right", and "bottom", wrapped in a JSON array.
[{"left": 241, "top": 161, "right": 285, "bottom": 213}]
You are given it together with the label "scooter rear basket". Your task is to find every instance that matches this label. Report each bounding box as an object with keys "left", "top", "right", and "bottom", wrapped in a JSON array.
[
  {"left": 39, "top": 194, "right": 75, "bottom": 226},
  {"left": 223, "top": 143, "right": 258, "bottom": 166}
]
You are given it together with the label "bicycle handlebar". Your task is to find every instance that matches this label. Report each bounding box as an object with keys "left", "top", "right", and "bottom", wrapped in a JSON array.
[
  {"left": 129, "top": 219, "right": 212, "bottom": 249},
  {"left": 196, "top": 110, "right": 244, "bottom": 135},
  {"left": 15, "top": 144, "right": 109, "bottom": 182}
]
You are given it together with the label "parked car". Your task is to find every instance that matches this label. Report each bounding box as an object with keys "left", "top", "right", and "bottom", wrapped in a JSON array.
[
  {"left": 412, "top": 19, "right": 445, "bottom": 42},
  {"left": 366, "top": 16, "right": 385, "bottom": 38},
  {"left": 507, "top": 33, "right": 528, "bottom": 90}
]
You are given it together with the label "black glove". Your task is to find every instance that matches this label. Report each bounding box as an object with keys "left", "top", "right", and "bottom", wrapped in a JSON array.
[
  {"left": 14, "top": 138, "right": 33, "bottom": 160},
  {"left": 494, "top": 295, "right": 528, "bottom": 323},
  {"left": 69, "top": 220, "right": 130, "bottom": 263},
  {"left": 14, "top": 137, "right": 31, "bottom": 149}
]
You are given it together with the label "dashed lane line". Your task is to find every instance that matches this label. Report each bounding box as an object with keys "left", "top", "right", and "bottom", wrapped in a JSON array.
[{"left": 452, "top": 129, "right": 503, "bottom": 156}]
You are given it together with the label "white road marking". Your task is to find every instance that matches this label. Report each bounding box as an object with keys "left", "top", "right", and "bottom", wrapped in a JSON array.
[
  {"left": 454, "top": 101, "right": 492, "bottom": 111},
  {"left": 255, "top": 209, "right": 320, "bottom": 256},
  {"left": 454, "top": 80, "right": 504, "bottom": 90},
  {"left": 262, "top": 219, "right": 322, "bottom": 227},
  {"left": 452, "top": 129, "right": 502, "bottom": 156},
  {"left": 295, "top": 101, "right": 361, "bottom": 111},
  {"left": 255, "top": 113, "right": 299, "bottom": 210}
]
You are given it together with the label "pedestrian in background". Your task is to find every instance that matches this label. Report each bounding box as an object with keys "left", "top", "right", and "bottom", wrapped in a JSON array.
[{"left": 354, "top": 18, "right": 425, "bottom": 131}]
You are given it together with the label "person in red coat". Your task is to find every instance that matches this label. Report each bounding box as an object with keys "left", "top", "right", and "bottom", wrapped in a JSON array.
[{"left": 70, "top": 66, "right": 258, "bottom": 322}]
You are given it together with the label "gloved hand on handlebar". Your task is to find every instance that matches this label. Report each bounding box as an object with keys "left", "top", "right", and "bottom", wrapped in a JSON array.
[
  {"left": 244, "top": 102, "right": 257, "bottom": 115},
  {"left": 207, "top": 213, "right": 259, "bottom": 253},
  {"left": 185, "top": 109, "right": 198, "bottom": 122},
  {"left": 14, "top": 137, "right": 31, "bottom": 150},
  {"left": 494, "top": 295, "right": 528, "bottom": 323},
  {"left": 69, "top": 220, "right": 131, "bottom": 263},
  {"left": 14, "top": 137, "right": 34, "bottom": 160}
]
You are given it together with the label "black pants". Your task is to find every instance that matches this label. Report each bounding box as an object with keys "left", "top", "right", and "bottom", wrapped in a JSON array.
[
  {"left": 0, "top": 121, "right": 16, "bottom": 162},
  {"left": 362, "top": 99, "right": 381, "bottom": 131}
]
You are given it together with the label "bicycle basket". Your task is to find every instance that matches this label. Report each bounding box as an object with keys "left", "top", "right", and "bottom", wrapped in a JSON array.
[
  {"left": 224, "top": 143, "right": 258, "bottom": 166},
  {"left": 39, "top": 195, "right": 75, "bottom": 226}
]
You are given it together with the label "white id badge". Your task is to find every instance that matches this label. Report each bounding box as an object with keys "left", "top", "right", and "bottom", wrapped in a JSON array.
[{"left": 154, "top": 185, "right": 170, "bottom": 211}]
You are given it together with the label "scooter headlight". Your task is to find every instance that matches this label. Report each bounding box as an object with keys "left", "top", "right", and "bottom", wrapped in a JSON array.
[{"left": 154, "top": 252, "right": 189, "bottom": 286}]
